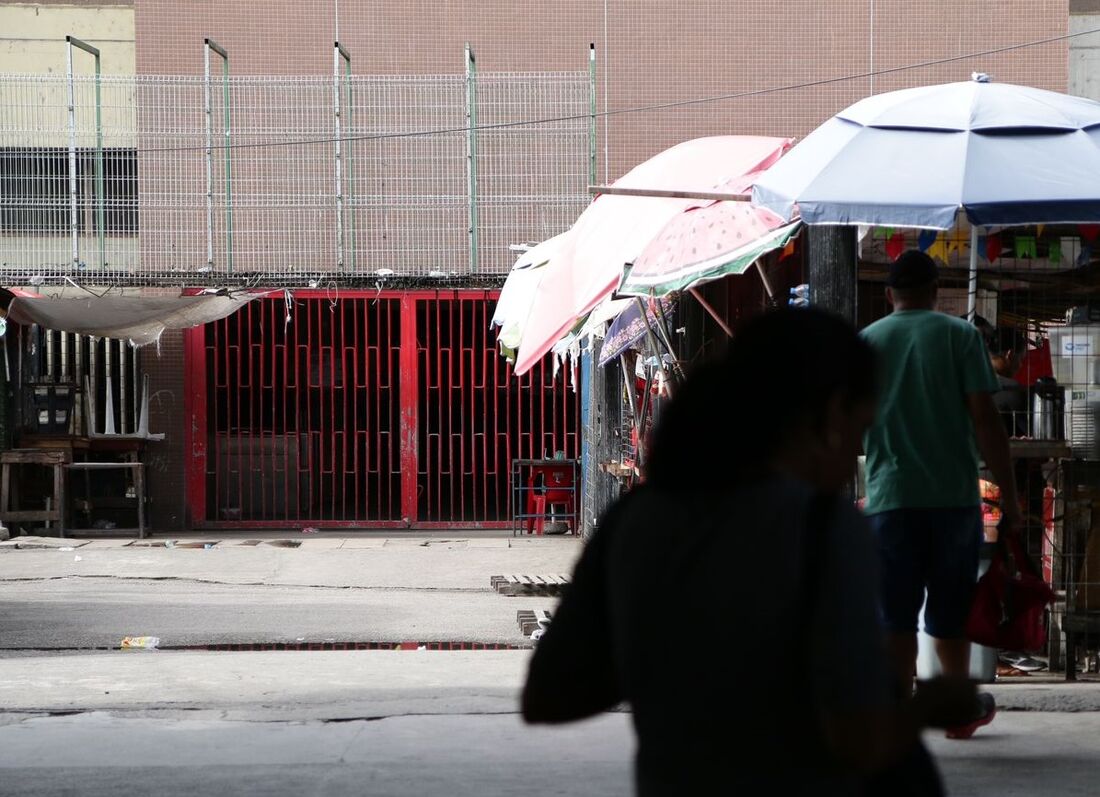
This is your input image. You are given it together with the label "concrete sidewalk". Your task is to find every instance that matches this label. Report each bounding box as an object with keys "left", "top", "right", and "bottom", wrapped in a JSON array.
[
  {"left": 0, "top": 534, "right": 582, "bottom": 591},
  {"left": 3, "top": 710, "right": 1097, "bottom": 797},
  {"left": 3, "top": 645, "right": 1100, "bottom": 719},
  {"left": 0, "top": 650, "right": 534, "bottom": 720}
]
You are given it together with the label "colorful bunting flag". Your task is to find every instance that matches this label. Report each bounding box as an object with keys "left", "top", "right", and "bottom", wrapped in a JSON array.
[
  {"left": 926, "top": 237, "right": 949, "bottom": 263},
  {"left": 946, "top": 232, "right": 968, "bottom": 257},
  {"left": 1015, "top": 235, "right": 1037, "bottom": 258},
  {"left": 1048, "top": 239, "right": 1062, "bottom": 265},
  {"left": 1080, "top": 224, "right": 1100, "bottom": 244},
  {"left": 985, "top": 233, "right": 1003, "bottom": 262},
  {"left": 885, "top": 232, "right": 906, "bottom": 262},
  {"left": 917, "top": 229, "right": 938, "bottom": 252}
]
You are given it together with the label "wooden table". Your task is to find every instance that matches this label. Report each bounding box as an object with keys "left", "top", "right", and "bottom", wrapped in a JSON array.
[
  {"left": 14, "top": 435, "right": 150, "bottom": 539},
  {"left": 19, "top": 434, "right": 147, "bottom": 461}
]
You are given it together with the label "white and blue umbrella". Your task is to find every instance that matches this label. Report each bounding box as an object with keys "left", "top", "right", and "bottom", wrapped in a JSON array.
[
  {"left": 753, "top": 74, "right": 1100, "bottom": 230},
  {"left": 752, "top": 75, "right": 1100, "bottom": 318}
]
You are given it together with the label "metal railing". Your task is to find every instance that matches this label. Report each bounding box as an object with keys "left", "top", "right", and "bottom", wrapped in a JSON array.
[{"left": 0, "top": 53, "right": 593, "bottom": 284}]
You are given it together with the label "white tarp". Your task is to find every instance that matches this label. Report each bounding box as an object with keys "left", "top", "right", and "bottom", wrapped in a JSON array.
[{"left": 6, "top": 291, "right": 270, "bottom": 345}]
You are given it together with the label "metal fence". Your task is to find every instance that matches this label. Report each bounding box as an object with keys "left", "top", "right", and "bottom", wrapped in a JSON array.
[{"left": 0, "top": 65, "right": 591, "bottom": 284}]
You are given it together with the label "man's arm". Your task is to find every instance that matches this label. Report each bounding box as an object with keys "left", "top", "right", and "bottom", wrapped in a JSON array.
[
  {"left": 821, "top": 679, "right": 977, "bottom": 774},
  {"left": 967, "top": 391, "right": 1023, "bottom": 535}
]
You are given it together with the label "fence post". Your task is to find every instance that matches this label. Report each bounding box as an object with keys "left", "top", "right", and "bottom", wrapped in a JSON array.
[
  {"left": 588, "top": 43, "right": 597, "bottom": 187},
  {"left": 204, "top": 39, "right": 231, "bottom": 273},
  {"left": 465, "top": 43, "right": 478, "bottom": 274},
  {"left": 66, "top": 36, "right": 104, "bottom": 269},
  {"left": 333, "top": 41, "right": 351, "bottom": 272},
  {"left": 345, "top": 48, "right": 357, "bottom": 272}
]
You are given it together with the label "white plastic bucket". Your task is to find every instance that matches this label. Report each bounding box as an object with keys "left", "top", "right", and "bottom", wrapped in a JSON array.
[{"left": 916, "top": 543, "right": 997, "bottom": 683}]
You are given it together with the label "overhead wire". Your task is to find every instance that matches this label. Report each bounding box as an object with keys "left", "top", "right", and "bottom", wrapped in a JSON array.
[{"left": 127, "top": 26, "right": 1097, "bottom": 157}]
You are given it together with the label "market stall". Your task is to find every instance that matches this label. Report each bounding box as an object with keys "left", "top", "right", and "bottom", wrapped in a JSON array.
[
  {"left": 493, "top": 136, "right": 803, "bottom": 519},
  {"left": 754, "top": 75, "right": 1100, "bottom": 678}
]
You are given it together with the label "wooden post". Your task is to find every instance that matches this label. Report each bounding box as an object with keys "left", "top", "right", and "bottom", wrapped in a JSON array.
[
  {"left": 806, "top": 225, "right": 858, "bottom": 324},
  {"left": 806, "top": 224, "right": 859, "bottom": 501}
]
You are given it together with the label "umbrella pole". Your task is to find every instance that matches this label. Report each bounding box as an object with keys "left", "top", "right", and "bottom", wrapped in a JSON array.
[
  {"left": 635, "top": 297, "right": 664, "bottom": 357},
  {"left": 620, "top": 354, "right": 638, "bottom": 427},
  {"left": 688, "top": 288, "right": 733, "bottom": 338},
  {"left": 967, "top": 225, "right": 979, "bottom": 322},
  {"left": 636, "top": 365, "right": 655, "bottom": 468},
  {"left": 753, "top": 259, "right": 775, "bottom": 299},
  {"left": 653, "top": 298, "right": 685, "bottom": 385},
  {"left": 635, "top": 296, "right": 673, "bottom": 389}
]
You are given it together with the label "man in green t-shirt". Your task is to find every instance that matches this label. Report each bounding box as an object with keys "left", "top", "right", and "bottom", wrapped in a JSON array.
[{"left": 861, "top": 250, "right": 1022, "bottom": 740}]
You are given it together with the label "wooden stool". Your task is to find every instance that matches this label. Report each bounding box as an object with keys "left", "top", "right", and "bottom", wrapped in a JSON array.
[{"left": 0, "top": 449, "right": 70, "bottom": 537}]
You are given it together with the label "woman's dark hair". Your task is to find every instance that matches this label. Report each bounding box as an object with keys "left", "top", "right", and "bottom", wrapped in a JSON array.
[{"left": 645, "top": 306, "right": 876, "bottom": 491}]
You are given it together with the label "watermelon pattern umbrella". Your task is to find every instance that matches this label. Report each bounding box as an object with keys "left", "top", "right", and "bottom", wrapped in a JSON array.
[{"left": 619, "top": 200, "right": 800, "bottom": 297}]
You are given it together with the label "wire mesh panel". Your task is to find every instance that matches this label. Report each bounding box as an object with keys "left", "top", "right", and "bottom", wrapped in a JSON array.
[
  {"left": 0, "top": 75, "right": 139, "bottom": 276},
  {"left": 581, "top": 340, "right": 624, "bottom": 539},
  {"left": 350, "top": 76, "right": 467, "bottom": 277},
  {"left": 135, "top": 77, "right": 206, "bottom": 277},
  {"left": 475, "top": 73, "right": 590, "bottom": 274},
  {"left": 204, "top": 77, "right": 336, "bottom": 280},
  {"left": 0, "top": 70, "right": 590, "bottom": 284}
]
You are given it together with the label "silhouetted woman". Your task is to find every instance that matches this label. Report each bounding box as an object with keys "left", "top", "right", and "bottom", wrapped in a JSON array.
[{"left": 523, "top": 307, "right": 972, "bottom": 796}]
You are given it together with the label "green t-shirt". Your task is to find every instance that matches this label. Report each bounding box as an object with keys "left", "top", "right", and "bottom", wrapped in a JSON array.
[{"left": 860, "top": 309, "right": 999, "bottom": 514}]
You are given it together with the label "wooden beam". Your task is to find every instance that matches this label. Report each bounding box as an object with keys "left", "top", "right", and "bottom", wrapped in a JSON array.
[{"left": 588, "top": 185, "right": 751, "bottom": 201}]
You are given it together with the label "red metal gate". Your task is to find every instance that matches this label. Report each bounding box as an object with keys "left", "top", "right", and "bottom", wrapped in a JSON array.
[
  {"left": 185, "top": 290, "right": 578, "bottom": 528},
  {"left": 414, "top": 293, "right": 578, "bottom": 523}
]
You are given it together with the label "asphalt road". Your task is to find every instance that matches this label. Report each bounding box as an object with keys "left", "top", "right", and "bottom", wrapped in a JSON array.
[{"left": 0, "top": 578, "right": 549, "bottom": 648}]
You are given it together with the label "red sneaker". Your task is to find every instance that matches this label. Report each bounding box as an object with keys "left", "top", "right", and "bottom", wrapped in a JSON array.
[{"left": 945, "top": 693, "right": 997, "bottom": 739}]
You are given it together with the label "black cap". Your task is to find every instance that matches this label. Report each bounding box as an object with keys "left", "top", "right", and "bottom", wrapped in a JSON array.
[{"left": 887, "top": 249, "right": 939, "bottom": 290}]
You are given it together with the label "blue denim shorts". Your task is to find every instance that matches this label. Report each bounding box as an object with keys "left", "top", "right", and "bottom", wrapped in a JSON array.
[{"left": 867, "top": 506, "right": 982, "bottom": 639}]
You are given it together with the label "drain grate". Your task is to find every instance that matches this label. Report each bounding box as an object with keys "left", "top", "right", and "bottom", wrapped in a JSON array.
[
  {"left": 0, "top": 640, "right": 533, "bottom": 653},
  {"left": 183, "top": 641, "right": 530, "bottom": 651},
  {"left": 516, "top": 609, "right": 553, "bottom": 636},
  {"left": 490, "top": 574, "right": 570, "bottom": 596}
]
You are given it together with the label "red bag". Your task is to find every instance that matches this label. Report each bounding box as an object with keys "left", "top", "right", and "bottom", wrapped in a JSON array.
[{"left": 966, "top": 535, "right": 1055, "bottom": 652}]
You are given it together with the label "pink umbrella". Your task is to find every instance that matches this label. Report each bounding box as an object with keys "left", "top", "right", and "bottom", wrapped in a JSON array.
[
  {"left": 513, "top": 136, "right": 792, "bottom": 376},
  {"left": 619, "top": 193, "right": 799, "bottom": 297}
]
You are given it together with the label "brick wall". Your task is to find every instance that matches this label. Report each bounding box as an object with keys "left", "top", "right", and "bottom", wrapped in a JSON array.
[{"left": 135, "top": 0, "right": 1070, "bottom": 180}]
